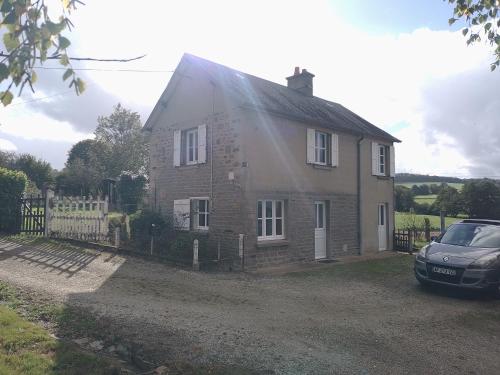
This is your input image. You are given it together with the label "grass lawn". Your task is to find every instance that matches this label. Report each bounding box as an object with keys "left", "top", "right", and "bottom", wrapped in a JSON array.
[
  {"left": 0, "top": 282, "right": 122, "bottom": 375},
  {"left": 414, "top": 195, "right": 437, "bottom": 204},
  {"left": 396, "top": 182, "right": 464, "bottom": 190},
  {"left": 395, "top": 212, "right": 460, "bottom": 230}
]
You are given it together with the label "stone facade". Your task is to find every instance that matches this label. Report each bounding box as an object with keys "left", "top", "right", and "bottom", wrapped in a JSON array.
[{"left": 145, "top": 54, "right": 396, "bottom": 269}]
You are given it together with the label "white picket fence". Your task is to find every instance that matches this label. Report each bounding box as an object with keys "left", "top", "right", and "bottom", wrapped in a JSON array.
[{"left": 46, "top": 194, "right": 109, "bottom": 242}]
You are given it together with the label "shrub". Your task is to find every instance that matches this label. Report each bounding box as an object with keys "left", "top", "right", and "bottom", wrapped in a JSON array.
[
  {"left": 128, "top": 210, "right": 173, "bottom": 252},
  {"left": 0, "top": 167, "right": 27, "bottom": 234}
]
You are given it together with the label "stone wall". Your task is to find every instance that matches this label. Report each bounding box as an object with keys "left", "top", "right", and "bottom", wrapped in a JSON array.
[{"left": 149, "top": 111, "right": 245, "bottom": 264}]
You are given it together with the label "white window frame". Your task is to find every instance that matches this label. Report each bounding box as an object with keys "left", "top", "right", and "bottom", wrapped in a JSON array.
[
  {"left": 186, "top": 128, "right": 199, "bottom": 165},
  {"left": 193, "top": 198, "right": 209, "bottom": 230},
  {"left": 378, "top": 144, "right": 386, "bottom": 175},
  {"left": 315, "top": 131, "right": 328, "bottom": 165},
  {"left": 257, "top": 200, "right": 285, "bottom": 241}
]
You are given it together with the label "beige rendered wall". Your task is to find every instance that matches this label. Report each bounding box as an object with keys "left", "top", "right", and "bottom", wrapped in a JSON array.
[
  {"left": 238, "top": 109, "right": 358, "bottom": 195},
  {"left": 359, "top": 138, "right": 395, "bottom": 254}
]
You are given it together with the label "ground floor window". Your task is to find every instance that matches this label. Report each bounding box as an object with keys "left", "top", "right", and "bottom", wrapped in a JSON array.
[
  {"left": 257, "top": 200, "right": 284, "bottom": 240},
  {"left": 193, "top": 199, "right": 209, "bottom": 230}
]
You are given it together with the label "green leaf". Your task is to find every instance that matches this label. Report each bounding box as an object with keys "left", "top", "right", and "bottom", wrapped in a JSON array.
[
  {"left": 58, "top": 35, "right": 71, "bottom": 49},
  {"left": 75, "top": 78, "right": 85, "bottom": 94},
  {"left": 462, "top": 28, "right": 469, "bottom": 36},
  {"left": 448, "top": 18, "right": 456, "bottom": 25},
  {"left": 30, "top": 70, "right": 37, "bottom": 84},
  {"left": 485, "top": 22, "right": 492, "bottom": 31},
  {"left": 0, "top": 91, "right": 13, "bottom": 106},
  {"left": 491, "top": 64, "right": 497, "bottom": 72},
  {"left": 2, "top": 32, "right": 19, "bottom": 52},
  {"left": 0, "top": 63, "right": 8, "bottom": 82},
  {"left": 62, "top": 68, "right": 73, "bottom": 81},
  {"left": 59, "top": 54, "right": 69, "bottom": 66}
]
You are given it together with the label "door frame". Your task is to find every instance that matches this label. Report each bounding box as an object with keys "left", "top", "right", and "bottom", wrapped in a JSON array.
[
  {"left": 378, "top": 203, "right": 388, "bottom": 251},
  {"left": 314, "top": 200, "right": 327, "bottom": 259}
]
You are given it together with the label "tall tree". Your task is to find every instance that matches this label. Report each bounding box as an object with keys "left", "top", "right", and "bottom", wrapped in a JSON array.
[
  {"left": 462, "top": 179, "right": 500, "bottom": 219},
  {"left": 447, "top": 0, "right": 500, "bottom": 71},
  {"left": 434, "top": 185, "right": 463, "bottom": 217},
  {"left": 95, "top": 103, "right": 148, "bottom": 177}
]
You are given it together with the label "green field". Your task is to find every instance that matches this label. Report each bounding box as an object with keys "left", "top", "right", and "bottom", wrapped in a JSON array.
[
  {"left": 413, "top": 194, "right": 437, "bottom": 204},
  {"left": 396, "top": 182, "right": 464, "bottom": 190},
  {"left": 395, "top": 212, "right": 460, "bottom": 230}
]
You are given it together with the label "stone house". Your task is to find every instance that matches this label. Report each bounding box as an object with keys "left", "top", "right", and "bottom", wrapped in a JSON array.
[{"left": 144, "top": 53, "right": 400, "bottom": 269}]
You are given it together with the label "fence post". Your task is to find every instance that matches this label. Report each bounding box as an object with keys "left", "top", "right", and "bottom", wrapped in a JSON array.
[
  {"left": 44, "top": 189, "right": 54, "bottom": 237},
  {"left": 114, "top": 227, "right": 120, "bottom": 248},
  {"left": 239, "top": 234, "right": 245, "bottom": 271},
  {"left": 193, "top": 239, "right": 199, "bottom": 271},
  {"left": 408, "top": 230, "right": 414, "bottom": 255},
  {"left": 424, "top": 218, "right": 431, "bottom": 242},
  {"left": 440, "top": 211, "right": 446, "bottom": 234},
  {"left": 150, "top": 224, "right": 155, "bottom": 256}
]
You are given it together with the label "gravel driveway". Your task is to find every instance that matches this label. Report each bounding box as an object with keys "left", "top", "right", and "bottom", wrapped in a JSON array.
[{"left": 1, "top": 237, "right": 500, "bottom": 375}]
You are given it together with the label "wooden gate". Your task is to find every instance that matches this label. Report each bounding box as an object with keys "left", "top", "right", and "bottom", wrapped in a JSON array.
[
  {"left": 20, "top": 195, "right": 46, "bottom": 235},
  {"left": 47, "top": 195, "right": 109, "bottom": 242}
]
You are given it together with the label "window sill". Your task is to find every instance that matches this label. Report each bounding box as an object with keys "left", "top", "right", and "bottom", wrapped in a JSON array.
[
  {"left": 311, "top": 163, "right": 336, "bottom": 170},
  {"left": 175, "top": 163, "right": 205, "bottom": 170},
  {"left": 256, "top": 239, "right": 289, "bottom": 248},
  {"left": 376, "top": 175, "right": 392, "bottom": 180}
]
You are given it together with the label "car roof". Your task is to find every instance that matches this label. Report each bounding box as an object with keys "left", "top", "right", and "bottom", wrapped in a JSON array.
[{"left": 459, "top": 219, "right": 500, "bottom": 226}]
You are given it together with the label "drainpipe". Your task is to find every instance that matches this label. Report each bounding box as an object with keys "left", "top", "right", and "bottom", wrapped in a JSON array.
[{"left": 357, "top": 135, "right": 364, "bottom": 255}]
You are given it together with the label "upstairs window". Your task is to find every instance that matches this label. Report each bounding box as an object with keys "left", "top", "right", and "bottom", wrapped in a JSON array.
[
  {"left": 186, "top": 128, "right": 199, "bottom": 165},
  {"left": 307, "top": 128, "right": 338, "bottom": 167},
  {"left": 372, "top": 142, "right": 395, "bottom": 177},
  {"left": 173, "top": 124, "right": 206, "bottom": 167},
  {"left": 257, "top": 200, "right": 284, "bottom": 241},
  {"left": 378, "top": 144, "right": 386, "bottom": 175},
  {"left": 315, "top": 131, "right": 329, "bottom": 165}
]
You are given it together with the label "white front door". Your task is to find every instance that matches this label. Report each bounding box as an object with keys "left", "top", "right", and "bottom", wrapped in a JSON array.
[
  {"left": 378, "top": 203, "right": 387, "bottom": 251},
  {"left": 314, "top": 201, "right": 327, "bottom": 259}
]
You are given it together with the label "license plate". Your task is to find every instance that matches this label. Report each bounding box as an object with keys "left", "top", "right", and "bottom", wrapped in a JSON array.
[{"left": 432, "top": 266, "right": 456, "bottom": 276}]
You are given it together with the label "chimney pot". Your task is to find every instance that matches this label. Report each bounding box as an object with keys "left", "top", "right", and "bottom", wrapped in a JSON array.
[{"left": 294, "top": 67, "right": 300, "bottom": 75}]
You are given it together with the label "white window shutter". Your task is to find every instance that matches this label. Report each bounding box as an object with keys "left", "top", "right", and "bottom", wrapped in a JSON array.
[
  {"left": 307, "top": 128, "right": 315, "bottom": 164},
  {"left": 390, "top": 145, "right": 395, "bottom": 177},
  {"left": 371, "top": 142, "right": 379, "bottom": 176},
  {"left": 173, "top": 129, "right": 181, "bottom": 167},
  {"left": 173, "top": 199, "right": 190, "bottom": 230},
  {"left": 331, "top": 133, "right": 339, "bottom": 167},
  {"left": 198, "top": 124, "right": 206, "bottom": 164}
]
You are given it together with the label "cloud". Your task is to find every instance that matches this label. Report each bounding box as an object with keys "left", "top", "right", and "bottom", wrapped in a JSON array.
[
  {"left": 0, "top": 138, "right": 17, "bottom": 151},
  {"left": 420, "top": 68, "right": 500, "bottom": 178}
]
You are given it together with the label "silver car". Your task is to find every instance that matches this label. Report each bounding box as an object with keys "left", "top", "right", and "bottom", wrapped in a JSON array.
[{"left": 414, "top": 219, "right": 500, "bottom": 293}]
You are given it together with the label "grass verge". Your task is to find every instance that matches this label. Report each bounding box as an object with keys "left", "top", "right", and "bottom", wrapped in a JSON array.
[{"left": 0, "top": 281, "right": 123, "bottom": 375}]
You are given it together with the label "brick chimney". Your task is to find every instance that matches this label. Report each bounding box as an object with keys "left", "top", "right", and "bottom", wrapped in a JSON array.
[{"left": 286, "top": 67, "right": 315, "bottom": 96}]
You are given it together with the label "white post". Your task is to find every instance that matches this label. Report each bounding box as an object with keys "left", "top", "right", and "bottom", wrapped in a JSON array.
[
  {"left": 239, "top": 234, "right": 244, "bottom": 271},
  {"left": 114, "top": 227, "right": 120, "bottom": 248},
  {"left": 193, "top": 239, "right": 199, "bottom": 271}
]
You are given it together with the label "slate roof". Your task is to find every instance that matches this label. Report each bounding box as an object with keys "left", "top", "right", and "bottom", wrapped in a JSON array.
[{"left": 149, "top": 54, "right": 400, "bottom": 143}]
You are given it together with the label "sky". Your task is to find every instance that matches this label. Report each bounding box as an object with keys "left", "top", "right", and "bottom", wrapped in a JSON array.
[{"left": 0, "top": 0, "right": 498, "bottom": 177}]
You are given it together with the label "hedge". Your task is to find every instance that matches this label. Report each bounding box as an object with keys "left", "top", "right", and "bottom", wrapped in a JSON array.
[{"left": 0, "top": 167, "right": 27, "bottom": 234}]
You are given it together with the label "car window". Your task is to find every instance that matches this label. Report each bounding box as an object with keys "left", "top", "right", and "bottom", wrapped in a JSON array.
[{"left": 440, "top": 224, "right": 500, "bottom": 248}]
